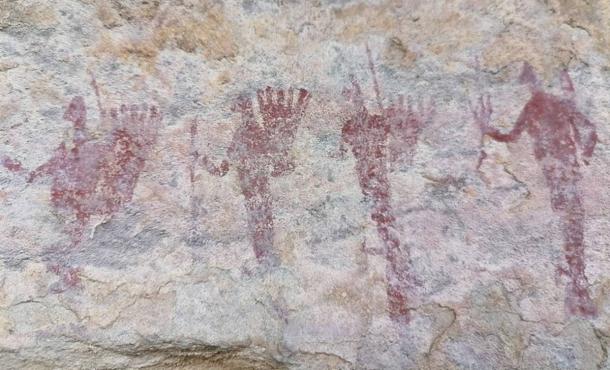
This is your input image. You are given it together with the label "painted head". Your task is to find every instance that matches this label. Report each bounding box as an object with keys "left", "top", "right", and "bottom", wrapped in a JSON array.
[
  {"left": 64, "top": 96, "right": 88, "bottom": 146},
  {"left": 342, "top": 75, "right": 365, "bottom": 110},
  {"left": 518, "top": 62, "right": 541, "bottom": 92},
  {"left": 64, "top": 96, "right": 87, "bottom": 129}
]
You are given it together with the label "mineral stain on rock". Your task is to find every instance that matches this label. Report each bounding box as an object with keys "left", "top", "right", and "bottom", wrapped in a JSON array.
[
  {"left": 203, "top": 87, "right": 310, "bottom": 268},
  {"left": 473, "top": 62, "right": 598, "bottom": 317},
  {"left": 6, "top": 91, "right": 162, "bottom": 247}
]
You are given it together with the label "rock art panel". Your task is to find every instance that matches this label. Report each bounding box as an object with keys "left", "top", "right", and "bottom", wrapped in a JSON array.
[{"left": 1, "top": 1, "right": 609, "bottom": 369}]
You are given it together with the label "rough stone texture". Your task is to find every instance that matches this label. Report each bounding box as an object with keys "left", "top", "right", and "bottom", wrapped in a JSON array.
[{"left": 0, "top": 1, "right": 609, "bottom": 369}]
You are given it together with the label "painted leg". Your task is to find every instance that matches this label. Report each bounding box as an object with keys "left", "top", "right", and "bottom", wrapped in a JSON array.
[
  {"left": 384, "top": 230, "right": 412, "bottom": 325},
  {"left": 239, "top": 169, "right": 278, "bottom": 268},
  {"left": 561, "top": 207, "right": 596, "bottom": 317},
  {"left": 545, "top": 164, "right": 596, "bottom": 317},
  {"left": 373, "top": 198, "right": 412, "bottom": 325}
]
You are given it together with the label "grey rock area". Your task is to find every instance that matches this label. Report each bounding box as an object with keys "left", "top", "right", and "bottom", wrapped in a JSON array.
[{"left": 0, "top": 1, "right": 609, "bottom": 369}]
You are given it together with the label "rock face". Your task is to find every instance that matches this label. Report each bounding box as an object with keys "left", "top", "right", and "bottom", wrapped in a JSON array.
[{"left": 0, "top": 1, "right": 609, "bottom": 369}]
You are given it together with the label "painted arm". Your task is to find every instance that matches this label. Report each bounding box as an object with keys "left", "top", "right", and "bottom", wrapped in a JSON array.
[
  {"left": 570, "top": 108, "right": 597, "bottom": 158},
  {"left": 472, "top": 95, "right": 528, "bottom": 143},
  {"left": 485, "top": 107, "right": 528, "bottom": 143},
  {"left": 27, "top": 144, "right": 66, "bottom": 182},
  {"left": 28, "top": 161, "right": 53, "bottom": 182}
]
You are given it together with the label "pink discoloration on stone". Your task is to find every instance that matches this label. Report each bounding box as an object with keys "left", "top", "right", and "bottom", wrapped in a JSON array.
[
  {"left": 204, "top": 87, "right": 310, "bottom": 268},
  {"left": 473, "top": 62, "right": 598, "bottom": 317},
  {"left": 26, "top": 95, "right": 162, "bottom": 246}
]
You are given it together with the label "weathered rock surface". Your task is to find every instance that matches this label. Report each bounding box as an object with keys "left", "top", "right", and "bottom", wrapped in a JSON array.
[{"left": 1, "top": 0, "right": 609, "bottom": 369}]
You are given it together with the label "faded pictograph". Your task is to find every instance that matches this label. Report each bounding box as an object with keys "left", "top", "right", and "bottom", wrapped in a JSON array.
[
  {"left": 340, "top": 47, "right": 434, "bottom": 325},
  {"left": 185, "top": 120, "right": 213, "bottom": 245},
  {"left": 2, "top": 82, "right": 162, "bottom": 247},
  {"left": 202, "top": 87, "right": 311, "bottom": 268},
  {"left": 472, "top": 62, "right": 598, "bottom": 317}
]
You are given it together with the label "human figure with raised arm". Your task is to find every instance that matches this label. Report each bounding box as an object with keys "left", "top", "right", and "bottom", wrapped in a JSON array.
[
  {"left": 3, "top": 92, "right": 162, "bottom": 247},
  {"left": 339, "top": 46, "right": 434, "bottom": 326},
  {"left": 26, "top": 96, "right": 105, "bottom": 245},
  {"left": 472, "top": 62, "right": 598, "bottom": 317},
  {"left": 341, "top": 76, "right": 427, "bottom": 326},
  {"left": 202, "top": 87, "right": 310, "bottom": 269}
]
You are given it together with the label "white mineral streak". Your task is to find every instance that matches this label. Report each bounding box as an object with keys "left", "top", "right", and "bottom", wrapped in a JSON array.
[{"left": 0, "top": 0, "right": 609, "bottom": 369}]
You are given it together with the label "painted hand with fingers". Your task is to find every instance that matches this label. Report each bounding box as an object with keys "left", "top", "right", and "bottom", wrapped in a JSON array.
[
  {"left": 203, "top": 86, "right": 312, "bottom": 270},
  {"left": 257, "top": 86, "right": 311, "bottom": 124},
  {"left": 386, "top": 95, "right": 435, "bottom": 169},
  {"left": 470, "top": 94, "right": 493, "bottom": 169},
  {"left": 257, "top": 87, "right": 311, "bottom": 177},
  {"left": 470, "top": 94, "right": 493, "bottom": 135}
]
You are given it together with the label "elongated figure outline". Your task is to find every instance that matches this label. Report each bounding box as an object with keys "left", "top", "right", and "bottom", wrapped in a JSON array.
[
  {"left": 202, "top": 87, "right": 310, "bottom": 269},
  {"left": 340, "top": 47, "right": 434, "bottom": 326},
  {"left": 472, "top": 62, "right": 598, "bottom": 317}
]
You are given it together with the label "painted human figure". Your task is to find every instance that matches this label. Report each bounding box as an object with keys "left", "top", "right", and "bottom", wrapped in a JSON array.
[
  {"left": 203, "top": 87, "right": 310, "bottom": 268},
  {"left": 340, "top": 76, "right": 433, "bottom": 325},
  {"left": 6, "top": 96, "right": 162, "bottom": 246},
  {"left": 472, "top": 62, "right": 598, "bottom": 317},
  {"left": 27, "top": 96, "right": 107, "bottom": 244}
]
